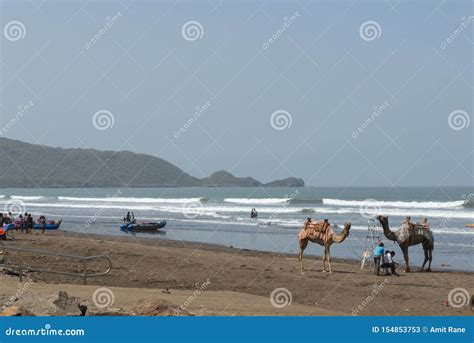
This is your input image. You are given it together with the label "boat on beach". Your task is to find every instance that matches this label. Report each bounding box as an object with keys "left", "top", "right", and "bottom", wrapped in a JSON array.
[
  {"left": 120, "top": 220, "right": 167, "bottom": 232},
  {"left": 4, "top": 219, "right": 62, "bottom": 231},
  {"left": 34, "top": 219, "right": 62, "bottom": 230}
]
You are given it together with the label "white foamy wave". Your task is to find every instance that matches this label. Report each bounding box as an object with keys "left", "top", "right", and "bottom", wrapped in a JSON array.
[
  {"left": 314, "top": 207, "right": 474, "bottom": 220},
  {"left": 10, "top": 195, "right": 46, "bottom": 200},
  {"left": 58, "top": 196, "right": 206, "bottom": 204},
  {"left": 0, "top": 195, "right": 4, "bottom": 199},
  {"left": 224, "top": 198, "right": 290, "bottom": 205},
  {"left": 158, "top": 205, "right": 299, "bottom": 215},
  {"left": 322, "top": 198, "right": 465, "bottom": 209},
  {"left": 20, "top": 202, "right": 155, "bottom": 211}
]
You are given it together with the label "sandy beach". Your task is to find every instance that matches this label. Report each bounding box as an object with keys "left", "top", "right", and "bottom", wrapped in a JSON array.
[{"left": 0, "top": 230, "right": 472, "bottom": 316}]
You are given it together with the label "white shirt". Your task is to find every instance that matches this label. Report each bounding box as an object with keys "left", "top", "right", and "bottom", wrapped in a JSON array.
[{"left": 383, "top": 253, "right": 393, "bottom": 264}]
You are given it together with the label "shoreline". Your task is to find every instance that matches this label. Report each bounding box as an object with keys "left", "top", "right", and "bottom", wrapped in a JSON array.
[
  {"left": 0, "top": 230, "right": 472, "bottom": 316},
  {"left": 58, "top": 229, "right": 474, "bottom": 274}
]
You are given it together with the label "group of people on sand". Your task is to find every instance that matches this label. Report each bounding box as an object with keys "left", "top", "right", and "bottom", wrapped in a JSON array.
[
  {"left": 0, "top": 211, "right": 50, "bottom": 239},
  {"left": 373, "top": 243, "right": 399, "bottom": 276}
]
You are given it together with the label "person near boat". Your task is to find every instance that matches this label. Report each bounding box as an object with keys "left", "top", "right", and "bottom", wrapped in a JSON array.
[{"left": 37, "top": 215, "right": 47, "bottom": 234}]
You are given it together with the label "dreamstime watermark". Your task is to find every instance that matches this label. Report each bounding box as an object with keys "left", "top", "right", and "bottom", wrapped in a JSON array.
[
  {"left": 262, "top": 11, "right": 300, "bottom": 49},
  {"left": 92, "top": 110, "right": 115, "bottom": 130},
  {"left": 84, "top": 12, "right": 123, "bottom": 50},
  {"left": 4, "top": 20, "right": 26, "bottom": 41},
  {"left": 270, "top": 110, "right": 292, "bottom": 131},
  {"left": 3, "top": 199, "right": 26, "bottom": 215},
  {"left": 359, "top": 20, "right": 382, "bottom": 41},
  {"left": 448, "top": 288, "right": 470, "bottom": 308},
  {"left": 448, "top": 110, "right": 470, "bottom": 131},
  {"left": 0, "top": 101, "right": 34, "bottom": 136},
  {"left": 173, "top": 101, "right": 212, "bottom": 139},
  {"left": 85, "top": 189, "right": 122, "bottom": 227},
  {"left": 1, "top": 277, "right": 34, "bottom": 310},
  {"left": 173, "top": 279, "right": 211, "bottom": 314},
  {"left": 270, "top": 288, "right": 292, "bottom": 308},
  {"left": 92, "top": 287, "right": 115, "bottom": 308},
  {"left": 440, "top": 16, "right": 474, "bottom": 50},
  {"left": 359, "top": 199, "right": 381, "bottom": 219},
  {"left": 182, "top": 201, "right": 203, "bottom": 219},
  {"left": 352, "top": 100, "right": 390, "bottom": 139},
  {"left": 352, "top": 279, "right": 389, "bottom": 315},
  {"left": 181, "top": 21, "right": 204, "bottom": 41}
]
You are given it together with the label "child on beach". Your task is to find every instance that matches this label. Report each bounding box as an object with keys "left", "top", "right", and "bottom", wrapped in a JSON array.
[{"left": 373, "top": 243, "right": 384, "bottom": 275}]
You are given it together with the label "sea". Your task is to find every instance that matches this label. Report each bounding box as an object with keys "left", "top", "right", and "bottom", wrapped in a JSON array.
[{"left": 1, "top": 186, "right": 473, "bottom": 271}]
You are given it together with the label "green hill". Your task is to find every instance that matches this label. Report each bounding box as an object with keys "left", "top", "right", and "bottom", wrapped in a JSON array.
[{"left": 0, "top": 138, "right": 305, "bottom": 188}]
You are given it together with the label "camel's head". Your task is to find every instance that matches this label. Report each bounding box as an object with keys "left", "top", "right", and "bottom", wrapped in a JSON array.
[
  {"left": 377, "top": 215, "right": 388, "bottom": 223},
  {"left": 344, "top": 222, "right": 352, "bottom": 234}
]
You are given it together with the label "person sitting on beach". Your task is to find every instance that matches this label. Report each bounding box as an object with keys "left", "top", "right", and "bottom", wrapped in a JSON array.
[
  {"left": 373, "top": 243, "right": 384, "bottom": 276},
  {"left": 126, "top": 211, "right": 131, "bottom": 224},
  {"left": 382, "top": 250, "right": 399, "bottom": 276}
]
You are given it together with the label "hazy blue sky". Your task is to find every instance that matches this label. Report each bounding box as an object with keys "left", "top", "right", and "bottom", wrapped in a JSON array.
[{"left": 1, "top": 0, "right": 472, "bottom": 186}]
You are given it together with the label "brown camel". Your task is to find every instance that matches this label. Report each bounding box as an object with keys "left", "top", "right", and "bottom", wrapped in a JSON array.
[
  {"left": 297, "top": 220, "right": 351, "bottom": 273},
  {"left": 377, "top": 215, "right": 434, "bottom": 272}
]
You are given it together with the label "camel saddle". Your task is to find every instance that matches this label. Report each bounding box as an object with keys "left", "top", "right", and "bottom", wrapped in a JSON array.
[{"left": 298, "top": 220, "right": 334, "bottom": 241}]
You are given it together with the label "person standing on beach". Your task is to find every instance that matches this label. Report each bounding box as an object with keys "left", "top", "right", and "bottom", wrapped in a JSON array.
[
  {"left": 373, "top": 243, "right": 384, "bottom": 275},
  {"left": 26, "top": 214, "right": 34, "bottom": 234}
]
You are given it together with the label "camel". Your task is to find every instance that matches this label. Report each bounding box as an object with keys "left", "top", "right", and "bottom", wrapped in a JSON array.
[
  {"left": 297, "top": 219, "right": 351, "bottom": 273},
  {"left": 377, "top": 215, "right": 434, "bottom": 272}
]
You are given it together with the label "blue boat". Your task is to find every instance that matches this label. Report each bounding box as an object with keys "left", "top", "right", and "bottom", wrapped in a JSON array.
[
  {"left": 120, "top": 220, "right": 167, "bottom": 232},
  {"left": 34, "top": 219, "right": 62, "bottom": 230},
  {"left": 4, "top": 219, "right": 62, "bottom": 231}
]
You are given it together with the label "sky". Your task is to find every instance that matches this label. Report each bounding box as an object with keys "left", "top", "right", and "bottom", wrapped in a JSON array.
[{"left": 0, "top": 0, "right": 472, "bottom": 187}]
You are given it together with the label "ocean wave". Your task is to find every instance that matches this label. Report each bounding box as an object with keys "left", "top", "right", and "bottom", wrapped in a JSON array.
[
  {"left": 346, "top": 225, "right": 474, "bottom": 235},
  {"left": 58, "top": 196, "right": 207, "bottom": 204},
  {"left": 19, "top": 202, "right": 156, "bottom": 211},
  {"left": 314, "top": 207, "right": 473, "bottom": 220},
  {"left": 322, "top": 198, "right": 465, "bottom": 209},
  {"left": 224, "top": 198, "right": 290, "bottom": 205},
  {"left": 10, "top": 195, "right": 46, "bottom": 200}
]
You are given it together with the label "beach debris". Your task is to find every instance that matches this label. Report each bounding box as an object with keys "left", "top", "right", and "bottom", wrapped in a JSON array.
[
  {"left": 1, "top": 290, "right": 86, "bottom": 316},
  {"left": 132, "top": 299, "right": 194, "bottom": 316},
  {"left": 0, "top": 306, "right": 35, "bottom": 316},
  {"left": 161, "top": 288, "right": 171, "bottom": 294}
]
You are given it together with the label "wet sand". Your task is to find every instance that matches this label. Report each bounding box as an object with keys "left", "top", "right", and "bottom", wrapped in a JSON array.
[{"left": 0, "top": 230, "right": 472, "bottom": 316}]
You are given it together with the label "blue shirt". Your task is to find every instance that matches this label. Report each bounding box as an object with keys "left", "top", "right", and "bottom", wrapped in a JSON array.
[{"left": 373, "top": 246, "right": 384, "bottom": 257}]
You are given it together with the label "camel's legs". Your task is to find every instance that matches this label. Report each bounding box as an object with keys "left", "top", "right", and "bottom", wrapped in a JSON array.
[
  {"left": 298, "top": 240, "right": 308, "bottom": 272},
  {"left": 322, "top": 247, "right": 327, "bottom": 272},
  {"left": 427, "top": 249, "right": 432, "bottom": 272},
  {"left": 326, "top": 246, "right": 332, "bottom": 273},
  {"left": 421, "top": 248, "right": 429, "bottom": 271},
  {"left": 401, "top": 245, "right": 410, "bottom": 272}
]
